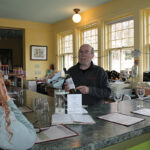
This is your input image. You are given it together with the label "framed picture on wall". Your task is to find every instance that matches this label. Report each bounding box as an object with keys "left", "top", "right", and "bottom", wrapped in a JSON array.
[{"left": 30, "top": 45, "right": 47, "bottom": 60}]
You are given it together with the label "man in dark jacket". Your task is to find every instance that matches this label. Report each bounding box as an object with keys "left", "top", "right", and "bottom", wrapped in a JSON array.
[{"left": 66, "top": 44, "right": 111, "bottom": 106}]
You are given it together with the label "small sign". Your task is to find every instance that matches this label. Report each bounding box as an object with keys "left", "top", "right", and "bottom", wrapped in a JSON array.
[{"left": 67, "top": 94, "right": 82, "bottom": 114}]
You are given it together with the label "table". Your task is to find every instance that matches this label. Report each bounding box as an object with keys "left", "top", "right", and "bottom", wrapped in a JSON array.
[{"left": 11, "top": 89, "right": 150, "bottom": 150}]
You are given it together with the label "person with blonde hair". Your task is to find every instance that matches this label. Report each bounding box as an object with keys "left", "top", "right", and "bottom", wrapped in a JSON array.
[{"left": 0, "top": 73, "right": 36, "bottom": 150}]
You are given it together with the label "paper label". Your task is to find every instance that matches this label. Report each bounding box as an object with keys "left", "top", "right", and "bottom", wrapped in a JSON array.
[
  {"left": 66, "top": 78, "right": 75, "bottom": 89},
  {"left": 67, "top": 94, "right": 82, "bottom": 113}
]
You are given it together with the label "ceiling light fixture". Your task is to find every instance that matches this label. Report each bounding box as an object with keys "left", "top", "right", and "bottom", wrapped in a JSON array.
[{"left": 72, "top": 8, "right": 81, "bottom": 23}]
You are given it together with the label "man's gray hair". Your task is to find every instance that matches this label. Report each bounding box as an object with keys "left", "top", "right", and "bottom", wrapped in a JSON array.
[{"left": 79, "top": 44, "right": 94, "bottom": 54}]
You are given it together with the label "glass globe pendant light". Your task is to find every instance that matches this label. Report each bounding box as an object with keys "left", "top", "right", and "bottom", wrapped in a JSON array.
[{"left": 72, "top": 8, "right": 81, "bottom": 23}]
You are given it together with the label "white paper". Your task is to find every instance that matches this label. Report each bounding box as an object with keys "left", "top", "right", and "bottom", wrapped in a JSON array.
[
  {"left": 67, "top": 94, "right": 82, "bottom": 113},
  {"left": 52, "top": 114, "right": 73, "bottom": 125},
  {"left": 98, "top": 113, "right": 144, "bottom": 126},
  {"left": 52, "top": 114, "right": 95, "bottom": 125},
  {"left": 68, "top": 107, "right": 88, "bottom": 114},
  {"left": 71, "top": 114, "right": 95, "bottom": 124},
  {"left": 18, "top": 106, "right": 32, "bottom": 113},
  {"left": 132, "top": 108, "right": 150, "bottom": 116},
  {"left": 36, "top": 125, "right": 77, "bottom": 143}
]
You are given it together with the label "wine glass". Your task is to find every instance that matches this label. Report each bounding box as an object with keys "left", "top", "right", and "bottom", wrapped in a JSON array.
[
  {"left": 33, "top": 98, "right": 42, "bottom": 128},
  {"left": 136, "top": 88, "right": 145, "bottom": 108},
  {"left": 113, "top": 91, "right": 123, "bottom": 113},
  {"left": 42, "top": 98, "right": 50, "bottom": 126}
]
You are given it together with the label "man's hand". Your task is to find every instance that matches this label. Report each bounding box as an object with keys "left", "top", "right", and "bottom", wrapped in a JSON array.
[{"left": 76, "top": 86, "right": 89, "bottom": 94}]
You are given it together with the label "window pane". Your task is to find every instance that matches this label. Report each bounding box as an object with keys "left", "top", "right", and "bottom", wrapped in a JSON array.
[
  {"left": 123, "top": 29, "right": 128, "bottom": 38},
  {"left": 129, "top": 29, "right": 134, "bottom": 37},
  {"left": 129, "top": 20, "right": 134, "bottom": 28},
  {"left": 116, "top": 40, "right": 121, "bottom": 47},
  {"left": 111, "top": 24, "right": 116, "bottom": 32},
  {"left": 109, "top": 49, "right": 134, "bottom": 72},
  {"left": 59, "top": 33, "right": 73, "bottom": 71},
  {"left": 128, "top": 38, "right": 134, "bottom": 46},
  {"left": 122, "top": 39, "right": 128, "bottom": 47},
  {"left": 110, "top": 50, "right": 120, "bottom": 72},
  {"left": 112, "top": 41, "right": 116, "bottom": 48},
  {"left": 62, "top": 34, "right": 73, "bottom": 53},
  {"left": 64, "top": 54, "right": 73, "bottom": 70},
  {"left": 108, "top": 18, "right": 134, "bottom": 72},
  {"left": 82, "top": 27, "right": 98, "bottom": 64},
  {"left": 93, "top": 51, "right": 98, "bottom": 65},
  {"left": 111, "top": 32, "right": 115, "bottom": 40},
  {"left": 122, "top": 21, "right": 128, "bottom": 29},
  {"left": 121, "top": 49, "right": 134, "bottom": 70},
  {"left": 116, "top": 23, "right": 122, "bottom": 30},
  {"left": 109, "top": 20, "right": 134, "bottom": 49}
]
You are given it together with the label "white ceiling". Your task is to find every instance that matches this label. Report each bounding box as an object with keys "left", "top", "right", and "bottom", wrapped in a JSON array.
[{"left": 0, "top": 0, "right": 111, "bottom": 24}]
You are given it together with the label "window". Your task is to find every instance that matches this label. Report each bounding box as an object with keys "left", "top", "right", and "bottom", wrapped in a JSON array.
[
  {"left": 144, "top": 9, "right": 150, "bottom": 70},
  {"left": 58, "top": 33, "right": 73, "bottom": 71},
  {"left": 106, "top": 18, "right": 134, "bottom": 72},
  {"left": 80, "top": 24, "right": 98, "bottom": 65}
]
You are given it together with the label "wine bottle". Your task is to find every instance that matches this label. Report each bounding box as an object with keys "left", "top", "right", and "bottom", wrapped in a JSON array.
[{"left": 65, "top": 74, "right": 76, "bottom": 94}]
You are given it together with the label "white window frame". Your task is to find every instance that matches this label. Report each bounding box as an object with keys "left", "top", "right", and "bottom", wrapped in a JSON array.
[
  {"left": 80, "top": 24, "right": 98, "bottom": 65},
  {"left": 105, "top": 17, "right": 134, "bottom": 72},
  {"left": 57, "top": 32, "right": 73, "bottom": 71},
  {"left": 144, "top": 9, "right": 150, "bottom": 70}
]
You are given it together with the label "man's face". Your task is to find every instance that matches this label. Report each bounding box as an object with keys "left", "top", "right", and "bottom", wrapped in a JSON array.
[{"left": 78, "top": 45, "right": 94, "bottom": 66}]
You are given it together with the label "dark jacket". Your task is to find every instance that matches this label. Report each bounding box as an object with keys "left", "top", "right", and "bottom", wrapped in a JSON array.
[{"left": 68, "top": 62, "right": 111, "bottom": 106}]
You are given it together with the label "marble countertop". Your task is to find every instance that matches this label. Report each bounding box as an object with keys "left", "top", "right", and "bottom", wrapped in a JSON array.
[{"left": 11, "top": 89, "right": 150, "bottom": 150}]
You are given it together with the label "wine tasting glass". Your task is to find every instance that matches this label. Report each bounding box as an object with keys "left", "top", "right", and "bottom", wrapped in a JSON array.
[
  {"left": 113, "top": 91, "right": 123, "bottom": 113},
  {"left": 136, "top": 88, "right": 145, "bottom": 108},
  {"left": 34, "top": 98, "right": 43, "bottom": 128},
  {"left": 41, "top": 98, "right": 50, "bottom": 126}
]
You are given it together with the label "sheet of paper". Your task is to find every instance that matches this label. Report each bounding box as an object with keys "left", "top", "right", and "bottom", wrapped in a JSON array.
[
  {"left": 52, "top": 114, "right": 73, "bottom": 125},
  {"left": 52, "top": 114, "right": 95, "bottom": 125},
  {"left": 67, "top": 94, "right": 82, "bottom": 113},
  {"left": 68, "top": 107, "right": 88, "bottom": 114},
  {"left": 98, "top": 113, "right": 144, "bottom": 126},
  {"left": 71, "top": 114, "right": 95, "bottom": 124},
  {"left": 18, "top": 106, "right": 32, "bottom": 113},
  {"left": 132, "top": 108, "right": 150, "bottom": 116},
  {"left": 36, "top": 125, "right": 78, "bottom": 143}
]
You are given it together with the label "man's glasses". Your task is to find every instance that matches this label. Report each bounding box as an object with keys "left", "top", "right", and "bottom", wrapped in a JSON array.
[{"left": 79, "top": 50, "right": 92, "bottom": 55}]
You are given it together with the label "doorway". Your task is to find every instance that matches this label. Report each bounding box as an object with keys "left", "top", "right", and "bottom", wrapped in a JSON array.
[{"left": 0, "top": 28, "right": 23, "bottom": 72}]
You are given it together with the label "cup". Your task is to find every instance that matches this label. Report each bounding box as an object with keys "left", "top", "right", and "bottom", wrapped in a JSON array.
[
  {"left": 54, "top": 89, "right": 68, "bottom": 114},
  {"left": 113, "top": 91, "right": 123, "bottom": 113},
  {"left": 33, "top": 97, "right": 50, "bottom": 128},
  {"left": 136, "top": 88, "right": 145, "bottom": 108},
  {"left": 41, "top": 98, "right": 50, "bottom": 126},
  {"left": 17, "top": 88, "right": 24, "bottom": 106}
]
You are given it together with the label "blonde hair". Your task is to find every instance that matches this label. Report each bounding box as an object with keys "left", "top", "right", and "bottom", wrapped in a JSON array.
[{"left": 0, "top": 73, "right": 13, "bottom": 141}]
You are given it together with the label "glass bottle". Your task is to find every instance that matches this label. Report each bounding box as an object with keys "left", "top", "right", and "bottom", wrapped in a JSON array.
[{"left": 65, "top": 74, "right": 76, "bottom": 94}]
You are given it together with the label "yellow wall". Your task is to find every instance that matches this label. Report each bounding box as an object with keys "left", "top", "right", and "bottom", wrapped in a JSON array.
[
  {"left": 52, "top": 0, "right": 150, "bottom": 80},
  {"left": 1, "top": 0, "right": 150, "bottom": 80},
  {"left": 0, "top": 18, "right": 53, "bottom": 80}
]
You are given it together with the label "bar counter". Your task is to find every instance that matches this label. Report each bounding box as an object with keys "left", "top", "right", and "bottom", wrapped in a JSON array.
[{"left": 9, "top": 89, "right": 150, "bottom": 150}]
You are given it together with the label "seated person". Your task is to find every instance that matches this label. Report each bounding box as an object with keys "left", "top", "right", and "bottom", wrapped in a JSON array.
[{"left": 0, "top": 74, "right": 36, "bottom": 150}]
